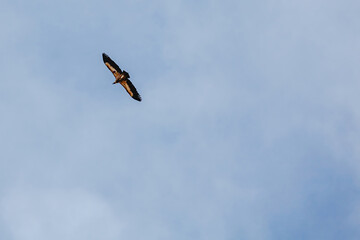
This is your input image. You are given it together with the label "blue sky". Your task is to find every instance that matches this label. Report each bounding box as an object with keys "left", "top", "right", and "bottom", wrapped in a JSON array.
[{"left": 1, "top": 0, "right": 360, "bottom": 239}]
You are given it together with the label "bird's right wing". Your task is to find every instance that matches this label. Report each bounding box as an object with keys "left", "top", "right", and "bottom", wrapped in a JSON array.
[{"left": 121, "top": 80, "right": 142, "bottom": 101}]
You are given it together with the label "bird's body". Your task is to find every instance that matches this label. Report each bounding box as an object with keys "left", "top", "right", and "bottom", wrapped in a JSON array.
[{"left": 102, "top": 53, "right": 141, "bottom": 101}]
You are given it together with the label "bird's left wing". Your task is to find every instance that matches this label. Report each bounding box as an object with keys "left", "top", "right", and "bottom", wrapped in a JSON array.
[{"left": 120, "top": 80, "right": 142, "bottom": 101}]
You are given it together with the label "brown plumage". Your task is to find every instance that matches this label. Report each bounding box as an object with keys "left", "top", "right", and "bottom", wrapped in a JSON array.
[{"left": 102, "top": 53, "right": 141, "bottom": 101}]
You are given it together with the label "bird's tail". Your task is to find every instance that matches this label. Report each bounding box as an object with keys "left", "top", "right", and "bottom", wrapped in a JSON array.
[{"left": 123, "top": 71, "right": 130, "bottom": 78}]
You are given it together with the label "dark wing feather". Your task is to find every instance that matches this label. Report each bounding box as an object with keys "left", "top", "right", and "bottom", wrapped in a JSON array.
[
  {"left": 122, "top": 80, "right": 141, "bottom": 101},
  {"left": 102, "top": 53, "right": 122, "bottom": 73}
]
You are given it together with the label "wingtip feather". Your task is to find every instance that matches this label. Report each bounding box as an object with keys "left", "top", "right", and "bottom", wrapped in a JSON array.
[
  {"left": 133, "top": 96, "right": 142, "bottom": 102},
  {"left": 102, "top": 53, "right": 109, "bottom": 62}
]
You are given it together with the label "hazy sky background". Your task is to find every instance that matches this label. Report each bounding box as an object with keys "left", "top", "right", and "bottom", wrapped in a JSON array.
[{"left": 1, "top": 0, "right": 360, "bottom": 239}]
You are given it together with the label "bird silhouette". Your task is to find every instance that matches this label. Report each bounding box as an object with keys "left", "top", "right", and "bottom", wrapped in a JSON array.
[{"left": 102, "top": 53, "right": 141, "bottom": 101}]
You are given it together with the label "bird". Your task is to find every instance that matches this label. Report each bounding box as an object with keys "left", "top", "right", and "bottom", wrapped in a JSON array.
[{"left": 102, "top": 53, "right": 141, "bottom": 101}]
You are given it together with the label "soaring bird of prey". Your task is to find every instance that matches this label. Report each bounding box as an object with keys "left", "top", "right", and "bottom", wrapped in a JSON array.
[{"left": 102, "top": 53, "right": 141, "bottom": 101}]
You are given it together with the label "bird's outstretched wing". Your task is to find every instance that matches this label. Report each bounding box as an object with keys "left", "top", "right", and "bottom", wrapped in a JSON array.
[
  {"left": 102, "top": 53, "right": 122, "bottom": 76},
  {"left": 121, "top": 80, "right": 142, "bottom": 101}
]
